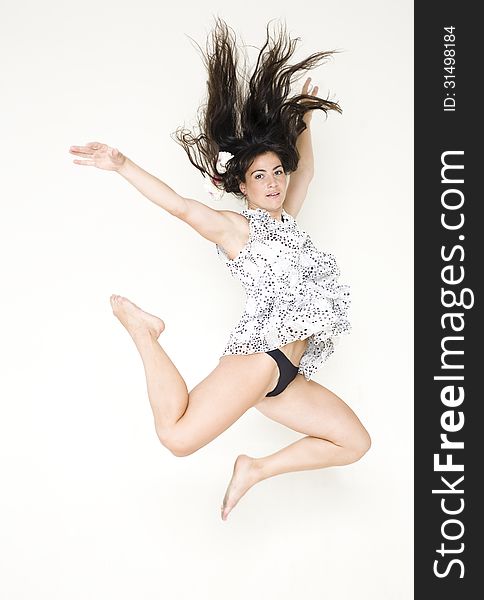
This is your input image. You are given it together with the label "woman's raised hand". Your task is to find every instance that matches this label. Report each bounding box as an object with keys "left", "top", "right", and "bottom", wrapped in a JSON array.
[
  {"left": 301, "top": 77, "right": 319, "bottom": 124},
  {"left": 69, "top": 142, "right": 126, "bottom": 171},
  {"left": 302, "top": 76, "right": 319, "bottom": 98}
]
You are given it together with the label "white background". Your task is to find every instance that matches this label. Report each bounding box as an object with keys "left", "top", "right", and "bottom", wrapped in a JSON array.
[{"left": 0, "top": 1, "right": 413, "bottom": 598}]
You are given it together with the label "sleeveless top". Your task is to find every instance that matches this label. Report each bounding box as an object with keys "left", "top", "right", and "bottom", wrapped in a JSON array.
[{"left": 216, "top": 207, "right": 351, "bottom": 380}]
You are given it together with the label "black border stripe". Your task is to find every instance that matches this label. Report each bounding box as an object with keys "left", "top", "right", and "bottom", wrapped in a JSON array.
[{"left": 415, "top": 3, "right": 482, "bottom": 596}]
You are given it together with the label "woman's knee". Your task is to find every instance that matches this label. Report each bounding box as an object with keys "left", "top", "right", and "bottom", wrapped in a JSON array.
[
  {"left": 155, "top": 426, "right": 197, "bottom": 457},
  {"left": 347, "top": 428, "right": 371, "bottom": 463},
  {"left": 345, "top": 428, "right": 371, "bottom": 464}
]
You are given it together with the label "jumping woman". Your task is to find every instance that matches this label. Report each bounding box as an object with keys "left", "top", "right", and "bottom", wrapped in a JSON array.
[{"left": 69, "top": 18, "right": 370, "bottom": 521}]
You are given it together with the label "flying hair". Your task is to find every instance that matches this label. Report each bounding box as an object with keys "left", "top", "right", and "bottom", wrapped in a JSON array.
[{"left": 172, "top": 17, "right": 342, "bottom": 199}]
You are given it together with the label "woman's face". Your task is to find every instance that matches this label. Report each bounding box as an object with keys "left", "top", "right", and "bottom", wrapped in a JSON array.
[{"left": 239, "top": 151, "right": 288, "bottom": 211}]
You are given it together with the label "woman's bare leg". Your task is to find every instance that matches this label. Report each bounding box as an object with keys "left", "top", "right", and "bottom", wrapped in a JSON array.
[
  {"left": 110, "top": 295, "right": 369, "bottom": 520},
  {"left": 110, "top": 295, "right": 190, "bottom": 428},
  {"left": 110, "top": 294, "right": 279, "bottom": 455},
  {"left": 221, "top": 376, "right": 370, "bottom": 520}
]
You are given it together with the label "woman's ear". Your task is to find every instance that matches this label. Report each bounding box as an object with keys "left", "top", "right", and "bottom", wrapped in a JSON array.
[{"left": 239, "top": 181, "right": 246, "bottom": 195}]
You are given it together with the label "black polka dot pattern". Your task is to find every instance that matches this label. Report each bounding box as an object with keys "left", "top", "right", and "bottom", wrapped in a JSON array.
[{"left": 216, "top": 207, "right": 351, "bottom": 380}]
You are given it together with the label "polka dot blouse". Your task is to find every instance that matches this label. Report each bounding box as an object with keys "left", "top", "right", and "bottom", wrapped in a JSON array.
[{"left": 216, "top": 207, "right": 351, "bottom": 380}]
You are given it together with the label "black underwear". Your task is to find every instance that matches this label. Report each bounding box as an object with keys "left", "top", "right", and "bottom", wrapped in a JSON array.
[{"left": 265, "top": 348, "right": 299, "bottom": 397}]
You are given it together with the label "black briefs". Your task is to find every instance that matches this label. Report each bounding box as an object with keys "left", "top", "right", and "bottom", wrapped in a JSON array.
[{"left": 265, "top": 348, "right": 299, "bottom": 397}]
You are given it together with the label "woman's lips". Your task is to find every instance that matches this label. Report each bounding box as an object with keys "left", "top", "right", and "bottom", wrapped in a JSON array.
[{"left": 266, "top": 192, "right": 280, "bottom": 197}]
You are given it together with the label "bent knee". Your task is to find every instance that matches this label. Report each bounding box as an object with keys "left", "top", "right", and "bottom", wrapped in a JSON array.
[
  {"left": 347, "top": 429, "right": 371, "bottom": 463},
  {"left": 155, "top": 427, "right": 197, "bottom": 457},
  {"left": 161, "top": 437, "right": 197, "bottom": 457},
  {"left": 170, "top": 444, "right": 196, "bottom": 458}
]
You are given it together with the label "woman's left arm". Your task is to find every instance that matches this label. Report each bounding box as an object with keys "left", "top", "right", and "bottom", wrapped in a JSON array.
[{"left": 283, "top": 78, "right": 318, "bottom": 218}]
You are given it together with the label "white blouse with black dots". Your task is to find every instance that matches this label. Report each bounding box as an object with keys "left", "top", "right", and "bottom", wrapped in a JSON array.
[{"left": 216, "top": 207, "right": 351, "bottom": 381}]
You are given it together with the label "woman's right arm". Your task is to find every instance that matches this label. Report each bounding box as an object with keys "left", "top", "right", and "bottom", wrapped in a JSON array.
[
  {"left": 118, "top": 155, "right": 189, "bottom": 217},
  {"left": 69, "top": 142, "right": 247, "bottom": 248}
]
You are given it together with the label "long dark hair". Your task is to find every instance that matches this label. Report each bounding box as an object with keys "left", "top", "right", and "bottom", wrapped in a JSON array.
[{"left": 173, "top": 17, "right": 342, "bottom": 198}]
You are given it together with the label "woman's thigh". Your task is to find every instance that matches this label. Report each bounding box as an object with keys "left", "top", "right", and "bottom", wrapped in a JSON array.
[
  {"left": 166, "top": 352, "right": 279, "bottom": 454},
  {"left": 254, "top": 375, "right": 370, "bottom": 448}
]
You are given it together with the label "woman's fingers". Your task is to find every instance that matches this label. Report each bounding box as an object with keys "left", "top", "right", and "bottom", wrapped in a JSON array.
[
  {"left": 69, "top": 143, "right": 110, "bottom": 158},
  {"left": 301, "top": 76, "right": 318, "bottom": 97},
  {"left": 72, "top": 159, "right": 96, "bottom": 166},
  {"left": 69, "top": 142, "right": 105, "bottom": 154},
  {"left": 69, "top": 146, "right": 94, "bottom": 156},
  {"left": 69, "top": 142, "right": 124, "bottom": 171}
]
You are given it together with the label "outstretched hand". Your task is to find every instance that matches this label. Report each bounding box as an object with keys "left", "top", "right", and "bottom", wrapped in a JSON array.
[{"left": 69, "top": 142, "right": 126, "bottom": 171}]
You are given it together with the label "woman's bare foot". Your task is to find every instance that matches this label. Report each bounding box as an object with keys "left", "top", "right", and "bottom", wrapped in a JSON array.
[
  {"left": 110, "top": 294, "right": 165, "bottom": 339},
  {"left": 221, "top": 454, "right": 264, "bottom": 521}
]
